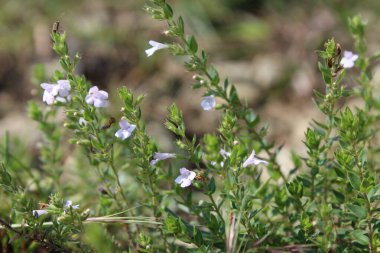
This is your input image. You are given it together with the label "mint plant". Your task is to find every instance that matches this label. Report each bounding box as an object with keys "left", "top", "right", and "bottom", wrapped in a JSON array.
[{"left": 1, "top": 1, "right": 380, "bottom": 252}]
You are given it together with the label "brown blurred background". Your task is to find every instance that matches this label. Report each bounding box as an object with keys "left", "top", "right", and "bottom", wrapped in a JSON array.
[{"left": 1, "top": 0, "right": 380, "bottom": 170}]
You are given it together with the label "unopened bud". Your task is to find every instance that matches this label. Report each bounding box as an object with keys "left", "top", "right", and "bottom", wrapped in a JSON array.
[
  {"left": 30, "top": 89, "right": 38, "bottom": 96},
  {"left": 336, "top": 43, "right": 342, "bottom": 56},
  {"left": 76, "top": 139, "right": 91, "bottom": 146},
  {"left": 328, "top": 58, "right": 333, "bottom": 68}
]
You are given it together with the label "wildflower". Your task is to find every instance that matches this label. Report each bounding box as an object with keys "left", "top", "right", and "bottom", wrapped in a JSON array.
[
  {"left": 56, "top": 80, "right": 71, "bottom": 99},
  {"left": 41, "top": 83, "right": 56, "bottom": 105},
  {"left": 40, "top": 79, "right": 71, "bottom": 105},
  {"left": 85, "top": 86, "right": 109, "bottom": 108},
  {"left": 64, "top": 200, "right": 79, "bottom": 210},
  {"left": 145, "top": 40, "right": 169, "bottom": 57},
  {"left": 220, "top": 148, "right": 231, "bottom": 158},
  {"left": 175, "top": 168, "right": 196, "bottom": 188},
  {"left": 201, "top": 95, "right": 216, "bottom": 111},
  {"left": 79, "top": 117, "right": 87, "bottom": 126},
  {"left": 115, "top": 119, "right": 136, "bottom": 140},
  {"left": 242, "top": 150, "right": 268, "bottom": 168},
  {"left": 33, "top": 209, "right": 48, "bottom": 217},
  {"left": 341, "top": 51, "right": 358, "bottom": 69},
  {"left": 150, "top": 152, "right": 176, "bottom": 166}
]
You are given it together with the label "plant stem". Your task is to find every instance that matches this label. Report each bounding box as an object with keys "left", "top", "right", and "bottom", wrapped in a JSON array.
[{"left": 208, "top": 193, "right": 224, "bottom": 225}]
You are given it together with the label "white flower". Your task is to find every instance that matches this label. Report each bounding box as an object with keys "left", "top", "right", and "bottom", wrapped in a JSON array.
[
  {"left": 145, "top": 40, "right": 169, "bottom": 57},
  {"left": 56, "top": 80, "right": 71, "bottom": 97},
  {"left": 41, "top": 83, "right": 56, "bottom": 105},
  {"left": 175, "top": 168, "right": 196, "bottom": 188},
  {"left": 115, "top": 119, "right": 136, "bottom": 140},
  {"left": 33, "top": 209, "right": 48, "bottom": 217},
  {"left": 64, "top": 200, "right": 79, "bottom": 210},
  {"left": 220, "top": 149, "right": 231, "bottom": 158},
  {"left": 211, "top": 149, "right": 230, "bottom": 167},
  {"left": 79, "top": 117, "right": 87, "bottom": 126},
  {"left": 201, "top": 95, "right": 216, "bottom": 111},
  {"left": 40, "top": 79, "right": 71, "bottom": 105},
  {"left": 341, "top": 51, "right": 358, "bottom": 69},
  {"left": 150, "top": 152, "right": 176, "bottom": 166},
  {"left": 242, "top": 150, "right": 268, "bottom": 168},
  {"left": 85, "top": 86, "right": 109, "bottom": 108}
]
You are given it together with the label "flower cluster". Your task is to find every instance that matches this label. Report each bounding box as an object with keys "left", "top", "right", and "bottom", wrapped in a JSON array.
[
  {"left": 32, "top": 200, "right": 79, "bottom": 217},
  {"left": 41, "top": 80, "right": 71, "bottom": 105}
]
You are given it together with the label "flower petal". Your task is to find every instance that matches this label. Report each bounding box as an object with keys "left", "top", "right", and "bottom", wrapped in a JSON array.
[
  {"left": 180, "top": 179, "right": 192, "bottom": 188},
  {"left": 175, "top": 175, "right": 184, "bottom": 184}
]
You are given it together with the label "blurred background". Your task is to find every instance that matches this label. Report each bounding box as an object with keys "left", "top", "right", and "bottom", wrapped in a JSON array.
[{"left": 0, "top": 0, "right": 380, "bottom": 171}]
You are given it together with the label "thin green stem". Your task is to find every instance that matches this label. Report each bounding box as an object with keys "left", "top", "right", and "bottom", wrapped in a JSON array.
[{"left": 208, "top": 193, "right": 224, "bottom": 225}]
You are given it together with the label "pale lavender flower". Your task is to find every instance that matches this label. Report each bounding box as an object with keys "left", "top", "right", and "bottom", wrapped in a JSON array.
[
  {"left": 220, "top": 149, "right": 231, "bottom": 158},
  {"left": 115, "top": 119, "right": 136, "bottom": 140},
  {"left": 85, "top": 86, "right": 109, "bottom": 108},
  {"left": 201, "top": 95, "right": 216, "bottom": 111},
  {"left": 211, "top": 149, "right": 231, "bottom": 167},
  {"left": 40, "top": 79, "right": 71, "bottom": 105},
  {"left": 33, "top": 209, "right": 48, "bottom": 217},
  {"left": 242, "top": 150, "right": 268, "bottom": 168},
  {"left": 56, "top": 80, "right": 71, "bottom": 98},
  {"left": 64, "top": 200, "right": 79, "bottom": 210},
  {"left": 341, "top": 51, "right": 358, "bottom": 69},
  {"left": 41, "top": 83, "right": 56, "bottom": 105},
  {"left": 150, "top": 152, "right": 176, "bottom": 166},
  {"left": 175, "top": 168, "right": 196, "bottom": 188},
  {"left": 145, "top": 40, "right": 169, "bottom": 57},
  {"left": 79, "top": 117, "right": 87, "bottom": 126}
]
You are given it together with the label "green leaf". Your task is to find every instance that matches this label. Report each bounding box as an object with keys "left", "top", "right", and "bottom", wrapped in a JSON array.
[
  {"left": 245, "top": 110, "right": 260, "bottom": 127},
  {"left": 177, "top": 16, "right": 185, "bottom": 35},
  {"left": 208, "top": 65, "right": 220, "bottom": 86},
  {"left": 207, "top": 177, "right": 216, "bottom": 195},
  {"left": 193, "top": 226, "right": 204, "bottom": 246},
  {"left": 348, "top": 171, "right": 361, "bottom": 191},
  {"left": 163, "top": 3, "right": 173, "bottom": 19},
  {"left": 187, "top": 36, "right": 198, "bottom": 54},
  {"left": 368, "top": 184, "right": 380, "bottom": 202},
  {"left": 351, "top": 230, "right": 369, "bottom": 246},
  {"left": 347, "top": 204, "right": 367, "bottom": 219},
  {"left": 369, "top": 50, "right": 380, "bottom": 61}
]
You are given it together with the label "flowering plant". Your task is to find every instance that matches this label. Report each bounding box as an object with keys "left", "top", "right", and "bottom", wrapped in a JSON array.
[{"left": 0, "top": 1, "right": 380, "bottom": 252}]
